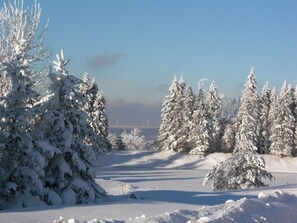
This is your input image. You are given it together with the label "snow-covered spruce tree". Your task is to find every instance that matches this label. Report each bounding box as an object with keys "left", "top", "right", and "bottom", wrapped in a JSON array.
[
  {"left": 234, "top": 68, "right": 260, "bottom": 150},
  {"left": 204, "top": 69, "right": 275, "bottom": 190},
  {"left": 269, "top": 81, "right": 295, "bottom": 157},
  {"left": 206, "top": 81, "right": 222, "bottom": 152},
  {"left": 258, "top": 82, "right": 271, "bottom": 154},
  {"left": 37, "top": 51, "right": 105, "bottom": 205},
  {"left": 174, "top": 77, "right": 193, "bottom": 152},
  {"left": 189, "top": 80, "right": 210, "bottom": 156},
  {"left": 267, "top": 87, "right": 278, "bottom": 152},
  {"left": 0, "top": 0, "right": 50, "bottom": 208},
  {"left": 172, "top": 78, "right": 196, "bottom": 152},
  {"left": 180, "top": 85, "right": 195, "bottom": 152},
  {"left": 158, "top": 77, "right": 185, "bottom": 152},
  {"left": 203, "top": 136, "right": 275, "bottom": 191},
  {"left": 80, "top": 73, "right": 109, "bottom": 155},
  {"left": 158, "top": 78, "right": 176, "bottom": 151}
]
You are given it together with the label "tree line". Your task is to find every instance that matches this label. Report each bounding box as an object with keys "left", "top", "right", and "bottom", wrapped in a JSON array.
[{"left": 159, "top": 69, "right": 297, "bottom": 158}]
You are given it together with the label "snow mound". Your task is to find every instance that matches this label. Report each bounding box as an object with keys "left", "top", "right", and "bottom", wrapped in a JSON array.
[
  {"left": 53, "top": 191, "right": 297, "bottom": 223},
  {"left": 97, "top": 178, "right": 137, "bottom": 196}
]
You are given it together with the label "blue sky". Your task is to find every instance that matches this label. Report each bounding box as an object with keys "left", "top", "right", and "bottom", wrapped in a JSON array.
[
  {"left": 23, "top": 1, "right": 297, "bottom": 125},
  {"left": 41, "top": 0, "right": 297, "bottom": 102}
]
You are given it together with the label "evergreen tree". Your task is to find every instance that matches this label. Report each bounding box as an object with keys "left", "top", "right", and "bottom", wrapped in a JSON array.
[
  {"left": 258, "top": 82, "right": 271, "bottom": 154},
  {"left": 0, "top": 0, "right": 49, "bottom": 208},
  {"left": 204, "top": 69, "right": 275, "bottom": 190},
  {"left": 270, "top": 81, "right": 295, "bottom": 157},
  {"left": 268, "top": 87, "right": 278, "bottom": 142},
  {"left": 206, "top": 81, "right": 222, "bottom": 152},
  {"left": 181, "top": 85, "right": 195, "bottom": 151},
  {"left": 203, "top": 135, "right": 275, "bottom": 191},
  {"left": 234, "top": 68, "right": 260, "bottom": 150},
  {"left": 80, "top": 73, "right": 109, "bottom": 155},
  {"left": 189, "top": 80, "right": 210, "bottom": 156},
  {"left": 173, "top": 78, "right": 188, "bottom": 152},
  {"left": 158, "top": 77, "right": 177, "bottom": 151},
  {"left": 158, "top": 77, "right": 184, "bottom": 152},
  {"left": 38, "top": 51, "right": 105, "bottom": 205}
]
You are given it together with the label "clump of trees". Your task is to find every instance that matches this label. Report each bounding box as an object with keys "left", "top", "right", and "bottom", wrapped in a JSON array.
[
  {"left": 0, "top": 1, "right": 108, "bottom": 208},
  {"left": 158, "top": 77, "right": 222, "bottom": 157},
  {"left": 158, "top": 71, "right": 297, "bottom": 158},
  {"left": 108, "top": 128, "right": 153, "bottom": 151}
]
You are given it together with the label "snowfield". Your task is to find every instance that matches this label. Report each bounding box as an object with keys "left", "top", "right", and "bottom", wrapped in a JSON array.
[{"left": 2, "top": 151, "right": 297, "bottom": 223}]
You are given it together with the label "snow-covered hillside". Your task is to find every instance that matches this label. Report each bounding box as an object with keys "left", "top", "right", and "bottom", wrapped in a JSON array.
[{"left": 1, "top": 151, "right": 297, "bottom": 223}]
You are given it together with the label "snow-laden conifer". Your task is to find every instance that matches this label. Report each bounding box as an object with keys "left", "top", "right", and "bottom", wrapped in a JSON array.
[
  {"left": 177, "top": 83, "right": 195, "bottom": 152},
  {"left": 172, "top": 77, "right": 189, "bottom": 152},
  {"left": 258, "top": 82, "right": 271, "bottom": 154},
  {"left": 267, "top": 87, "right": 278, "bottom": 151},
  {"left": 80, "top": 73, "right": 109, "bottom": 155},
  {"left": 0, "top": 0, "right": 49, "bottom": 208},
  {"left": 204, "top": 69, "right": 275, "bottom": 190},
  {"left": 203, "top": 136, "right": 275, "bottom": 191},
  {"left": 268, "top": 87, "right": 278, "bottom": 129},
  {"left": 234, "top": 68, "right": 260, "bottom": 150},
  {"left": 270, "top": 81, "right": 295, "bottom": 157},
  {"left": 158, "top": 77, "right": 176, "bottom": 151},
  {"left": 189, "top": 80, "right": 210, "bottom": 156},
  {"left": 38, "top": 51, "right": 105, "bottom": 205},
  {"left": 206, "top": 81, "right": 222, "bottom": 152},
  {"left": 158, "top": 77, "right": 184, "bottom": 152},
  {"left": 0, "top": 0, "right": 48, "bottom": 68}
]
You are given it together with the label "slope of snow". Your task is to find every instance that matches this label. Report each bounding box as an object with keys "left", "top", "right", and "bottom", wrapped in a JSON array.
[
  {"left": 97, "top": 151, "right": 297, "bottom": 172},
  {"left": 1, "top": 151, "right": 297, "bottom": 223},
  {"left": 121, "top": 190, "right": 297, "bottom": 223}
]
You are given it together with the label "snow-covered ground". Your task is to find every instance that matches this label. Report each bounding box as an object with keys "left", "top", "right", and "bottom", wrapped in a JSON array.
[{"left": 1, "top": 151, "right": 297, "bottom": 223}]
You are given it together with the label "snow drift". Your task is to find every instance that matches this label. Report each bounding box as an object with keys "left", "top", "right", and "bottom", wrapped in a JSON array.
[{"left": 54, "top": 190, "right": 297, "bottom": 223}]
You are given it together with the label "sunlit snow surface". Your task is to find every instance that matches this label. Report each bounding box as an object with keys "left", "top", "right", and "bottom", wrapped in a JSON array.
[{"left": 1, "top": 151, "right": 297, "bottom": 223}]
